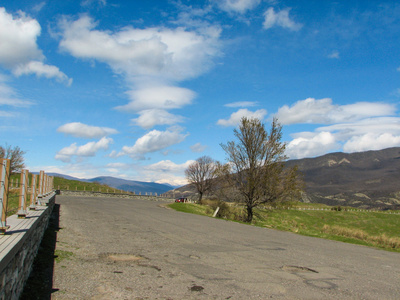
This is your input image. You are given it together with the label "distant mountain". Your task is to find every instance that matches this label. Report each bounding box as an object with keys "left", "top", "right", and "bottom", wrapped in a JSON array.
[
  {"left": 165, "top": 147, "right": 400, "bottom": 209},
  {"left": 88, "top": 176, "right": 174, "bottom": 195},
  {"left": 47, "top": 173, "right": 176, "bottom": 195}
]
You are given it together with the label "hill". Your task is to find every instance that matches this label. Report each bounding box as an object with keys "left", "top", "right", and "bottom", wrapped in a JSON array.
[
  {"left": 48, "top": 173, "right": 175, "bottom": 195},
  {"left": 88, "top": 176, "right": 173, "bottom": 195},
  {"left": 165, "top": 147, "right": 400, "bottom": 209}
]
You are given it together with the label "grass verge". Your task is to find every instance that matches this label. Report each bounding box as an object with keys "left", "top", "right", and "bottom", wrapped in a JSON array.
[{"left": 169, "top": 201, "right": 400, "bottom": 252}]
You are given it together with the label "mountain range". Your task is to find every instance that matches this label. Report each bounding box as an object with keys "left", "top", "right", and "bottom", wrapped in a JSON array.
[
  {"left": 165, "top": 147, "right": 400, "bottom": 209},
  {"left": 47, "top": 174, "right": 175, "bottom": 195}
]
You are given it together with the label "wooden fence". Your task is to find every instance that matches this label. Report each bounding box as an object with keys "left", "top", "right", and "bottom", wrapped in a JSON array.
[{"left": 0, "top": 158, "right": 54, "bottom": 234}]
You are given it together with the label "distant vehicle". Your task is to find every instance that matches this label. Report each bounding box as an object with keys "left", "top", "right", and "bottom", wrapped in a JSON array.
[{"left": 175, "top": 197, "right": 187, "bottom": 203}]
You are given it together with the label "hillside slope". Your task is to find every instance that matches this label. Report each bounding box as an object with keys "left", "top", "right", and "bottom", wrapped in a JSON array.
[{"left": 165, "top": 147, "right": 400, "bottom": 209}]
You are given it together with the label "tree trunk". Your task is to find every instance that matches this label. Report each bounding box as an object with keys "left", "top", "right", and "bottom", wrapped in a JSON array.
[
  {"left": 198, "top": 192, "right": 203, "bottom": 205},
  {"left": 246, "top": 205, "right": 253, "bottom": 222}
]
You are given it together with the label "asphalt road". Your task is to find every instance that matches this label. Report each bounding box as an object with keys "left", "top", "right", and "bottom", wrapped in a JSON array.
[{"left": 52, "top": 195, "right": 400, "bottom": 299}]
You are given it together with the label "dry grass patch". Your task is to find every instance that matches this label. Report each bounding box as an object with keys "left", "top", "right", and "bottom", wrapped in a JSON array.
[{"left": 322, "top": 224, "right": 400, "bottom": 249}]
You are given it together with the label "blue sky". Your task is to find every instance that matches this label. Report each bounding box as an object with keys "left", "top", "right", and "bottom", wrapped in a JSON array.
[{"left": 1, "top": 0, "right": 399, "bottom": 185}]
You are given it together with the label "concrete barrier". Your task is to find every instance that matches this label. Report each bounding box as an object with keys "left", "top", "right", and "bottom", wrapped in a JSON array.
[{"left": 0, "top": 192, "right": 55, "bottom": 300}]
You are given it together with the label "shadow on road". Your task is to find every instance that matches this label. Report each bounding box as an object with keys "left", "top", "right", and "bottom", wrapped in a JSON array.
[{"left": 20, "top": 203, "right": 60, "bottom": 300}]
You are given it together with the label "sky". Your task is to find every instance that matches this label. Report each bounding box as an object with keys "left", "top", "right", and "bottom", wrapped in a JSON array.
[{"left": 1, "top": 0, "right": 400, "bottom": 186}]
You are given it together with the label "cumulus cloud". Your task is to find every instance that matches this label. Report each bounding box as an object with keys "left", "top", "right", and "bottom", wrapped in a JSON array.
[
  {"left": 286, "top": 131, "right": 338, "bottom": 159},
  {"left": 119, "top": 127, "right": 188, "bottom": 158},
  {"left": 217, "top": 108, "right": 267, "bottom": 126},
  {"left": 131, "top": 109, "right": 185, "bottom": 129},
  {"left": 190, "top": 142, "right": 207, "bottom": 153},
  {"left": 0, "top": 8, "right": 71, "bottom": 84},
  {"left": 263, "top": 7, "right": 302, "bottom": 31},
  {"left": 13, "top": 61, "right": 72, "bottom": 86},
  {"left": 343, "top": 133, "right": 400, "bottom": 153},
  {"left": 57, "top": 122, "right": 118, "bottom": 138},
  {"left": 0, "top": 8, "right": 43, "bottom": 67},
  {"left": 214, "top": 0, "right": 261, "bottom": 14},
  {"left": 58, "top": 14, "right": 221, "bottom": 128},
  {"left": 281, "top": 98, "right": 400, "bottom": 158},
  {"left": 55, "top": 137, "right": 113, "bottom": 162},
  {"left": 117, "top": 85, "right": 196, "bottom": 112},
  {"left": 275, "top": 98, "right": 396, "bottom": 125},
  {"left": 59, "top": 15, "right": 221, "bottom": 81}
]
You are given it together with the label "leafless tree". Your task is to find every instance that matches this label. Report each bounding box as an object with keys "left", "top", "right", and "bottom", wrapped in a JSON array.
[
  {"left": 0, "top": 145, "right": 26, "bottom": 174},
  {"left": 220, "top": 117, "right": 302, "bottom": 222},
  {"left": 185, "top": 156, "right": 217, "bottom": 204}
]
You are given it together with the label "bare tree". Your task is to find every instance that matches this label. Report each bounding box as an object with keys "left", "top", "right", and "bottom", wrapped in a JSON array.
[
  {"left": 220, "top": 117, "right": 302, "bottom": 222},
  {"left": 0, "top": 145, "right": 26, "bottom": 174},
  {"left": 185, "top": 156, "right": 217, "bottom": 204}
]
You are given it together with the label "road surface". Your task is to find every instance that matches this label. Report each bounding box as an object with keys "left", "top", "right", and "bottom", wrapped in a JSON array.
[{"left": 52, "top": 195, "right": 400, "bottom": 299}]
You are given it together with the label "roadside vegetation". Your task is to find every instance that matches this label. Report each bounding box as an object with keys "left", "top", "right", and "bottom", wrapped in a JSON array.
[{"left": 169, "top": 200, "right": 400, "bottom": 252}]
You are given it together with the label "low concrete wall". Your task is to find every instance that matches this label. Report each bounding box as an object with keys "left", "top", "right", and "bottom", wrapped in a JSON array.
[{"left": 0, "top": 193, "right": 55, "bottom": 300}]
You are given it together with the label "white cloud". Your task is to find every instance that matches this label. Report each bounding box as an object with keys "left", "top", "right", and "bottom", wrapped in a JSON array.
[
  {"left": 57, "top": 122, "right": 118, "bottom": 138},
  {"left": 286, "top": 131, "right": 338, "bottom": 159},
  {"left": 190, "top": 142, "right": 207, "bottom": 153},
  {"left": 275, "top": 98, "right": 396, "bottom": 125},
  {"left": 55, "top": 137, "right": 113, "bottom": 162},
  {"left": 117, "top": 85, "right": 196, "bottom": 112},
  {"left": 214, "top": 0, "right": 261, "bottom": 14},
  {"left": 59, "top": 15, "right": 221, "bottom": 81},
  {"left": 343, "top": 133, "right": 400, "bottom": 153},
  {"left": 131, "top": 109, "right": 185, "bottom": 129},
  {"left": 0, "top": 8, "right": 43, "bottom": 67},
  {"left": 59, "top": 14, "right": 221, "bottom": 127},
  {"left": 225, "top": 101, "right": 258, "bottom": 107},
  {"left": 217, "top": 108, "right": 267, "bottom": 126},
  {"left": 120, "top": 127, "right": 188, "bottom": 157},
  {"left": 13, "top": 61, "right": 72, "bottom": 86},
  {"left": 0, "top": 8, "right": 71, "bottom": 83},
  {"left": 263, "top": 7, "right": 302, "bottom": 31}
]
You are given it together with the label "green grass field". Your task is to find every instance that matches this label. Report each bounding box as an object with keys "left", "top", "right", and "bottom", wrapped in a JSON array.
[{"left": 169, "top": 201, "right": 400, "bottom": 252}]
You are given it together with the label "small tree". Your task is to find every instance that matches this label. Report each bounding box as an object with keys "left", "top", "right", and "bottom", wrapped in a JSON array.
[
  {"left": 220, "top": 117, "right": 302, "bottom": 222},
  {"left": 0, "top": 145, "right": 26, "bottom": 174},
  {"left": 185, "top": 156, "right": 217, "bottom": 204}
]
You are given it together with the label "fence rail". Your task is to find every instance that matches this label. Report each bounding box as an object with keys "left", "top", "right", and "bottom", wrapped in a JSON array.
[{"left": 0, "top": 158, "right": 54, "bottom": 234}]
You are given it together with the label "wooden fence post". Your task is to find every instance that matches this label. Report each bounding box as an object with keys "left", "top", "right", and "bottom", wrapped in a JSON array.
[
  {"left": 0, "top": 159, "right": 10, "bottom": 234},
  {"left": 17, "top": 169, "right": 29, "bottom": 218},
  {"left": 29, "top": 174, "right": 37, "bottom": 210},
  {"left": 37, "top": 170, "right": 45, "bottom": 205}
]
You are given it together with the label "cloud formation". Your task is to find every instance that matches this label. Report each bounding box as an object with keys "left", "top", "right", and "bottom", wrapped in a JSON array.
[
  {"left": 0, "top": 8, "right": 71, "bottom": 84},
  {"left": 281, "top": 98, "right": 400, "bottom": 159},
  {"left": 55, "top": 137, "right": 113, "bottom": 162},
  {"left": 276, "top": 98, "right": 396, "bottom": 125},
  {"left": 120, "top": 127, "right": 188, "bottom": 158},
  {"left": 59, "top": 14, "right": 221, "bottom": 128},
  {"left": 57, "top": 122, "right": 118, "bottom": 138},
  {"left": 217, "top": 108, "right": 267, "bottom": 126},
  {"left": 263, "top": 7, "right": 302, "bottom": 31},
  {"left": 131, "top": 109, "right": 185, "bottom": 129}
]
